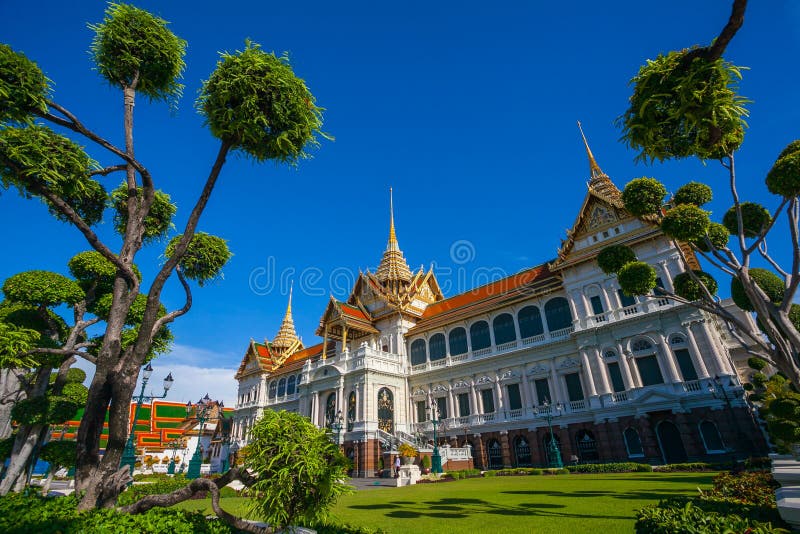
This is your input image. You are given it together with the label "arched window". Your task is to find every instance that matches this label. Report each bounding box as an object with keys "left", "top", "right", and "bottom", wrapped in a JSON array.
[
  {"left": 670, "top": 334, "right": 686, "bottom": 345},
  {"left": 449, "top": 327, "right": 468, "bottom": 356},
  {"left": 429, "top": 333, "right": 446, "bottom": 361},
  {"left": 377, "top": 388, "right": 394, "bottom": 433},
  {"left": 624, "top": 428, "right": 644, "bottom": 457},
  {"left": 410, "top": 339, "right": 427, "bottom": 365},
  {"left": 277, "top": 378, "right": 286, "bottom": 397},
  {"left": 470, "top": 321, "right": 491, "bottom": 351},
  {"left": 286, "top": 375, "right": 296, "bottom": 395},
  {"left": 493, "top": 313, "right": 516, "bottom": 345},
  {"left": 514, "top": 436, "right": 532, "bottom": 467},
  {"left": 699, "top": 421, "right": 725, "bottom": 453},
  {"left": 325, "top": 393, "right": 337, "bottom": 428},
  {"left": 268, "top": 380, "right": 277, "bottom": 399},
  {"left": 632, "top": 339, "right": 654, "bottom": 353},
  {"left": 518, "top": 306, "right": 544, "bottom": 338},
  {"left": 575, "top": 429, "right": 599, "bottom": 461},
  {"left": 544, "top": 297, "right": 572, "bottom": 332}
]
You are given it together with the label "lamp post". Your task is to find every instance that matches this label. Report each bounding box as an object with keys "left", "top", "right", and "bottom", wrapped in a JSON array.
[
  {"left": 707, "top": 375, "right": 749, "bottom": 458},
  {"left": 535, "top": 399, "right": 563, "bottom": 468},
  {"left": 186, "top": 393, "right": 214, "bottom": 480},
  {"left": 121, "top": 364, "right": 174, "bottom": 477},
  {"left": 166, "top": 439, "right": 181, "bottom": 475},
  {"left": 462, "top": 426, "right": 470, "bottom": 447},
  {"left": 331, "top": 410, "right": 344, "bottom": 447},
  {"left": 428, "top": 400, "right": 443, "bottom": 474}
]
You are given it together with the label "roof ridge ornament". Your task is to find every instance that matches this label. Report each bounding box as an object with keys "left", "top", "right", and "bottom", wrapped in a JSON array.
[
  {"left": 272, "top": 281, "right": 300, "bottom": 349},
  {"left": 376, "top": 187, "right": 413, "bottom": 285},
  {"left": 577, "top": 121, "right": 621, "bottom": 199}
]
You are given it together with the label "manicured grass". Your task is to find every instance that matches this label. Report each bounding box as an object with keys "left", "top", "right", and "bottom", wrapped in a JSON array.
[{"left": 173, "top": 472, "right": 715, "bottom": 533}]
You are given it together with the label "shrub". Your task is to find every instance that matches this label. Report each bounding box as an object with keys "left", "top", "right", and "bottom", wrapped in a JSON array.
[
  {"left": 692, "top": 222, "right": 730, "bottom": 252},
  {"left": 673, "top": 181, "right": 713, "bottom": 206},
  {"left": 749, "top": 357, "right": 768, "bottom": 371},
  {"left": 766, "top": 141, "right": 800, "bottom": 197},
  {"left": 116, "top": 475, "right": 189, "bottom": 506},
  {"left": 636, "top": 497, "right": 788, "bottom": 534},
  {"left": 420, "top": 455, "right": 430, "bottom": 470},
  {"left": 566, "top": 462, "right": 652, "bottom": 474},
  {"left": 622, "top": 177, "right": 667, "bottom": 216},
  {"left": 722, "top": 202, "right": 771, "bottom": 238},
  {"left": 731, "top": 268, "right": 784, "bottom": 311},
  {"left": 398, "top": 442, "right": 417, "bottom": 458},
  {"left": 653, "top": 462, "right": 715, "bottom": 472},
  {"left": 661, "top": 204, "right": 711, "bottom": 241},
  {"left": 597, "top": 245, "right": 637, "bottom": 275},
  {"left": 672, "top": 270, "right": 718, "bottom": 301},
  {"left": 617, "top": 261, "right": 657, "bottom": 296},
  {"left": 705, "top": 471, "right": 779, "bottom": 507}
]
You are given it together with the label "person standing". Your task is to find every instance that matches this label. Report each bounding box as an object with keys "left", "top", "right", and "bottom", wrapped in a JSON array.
[{"left": 394, "top": 455, "right": 401, "bottom": 478}]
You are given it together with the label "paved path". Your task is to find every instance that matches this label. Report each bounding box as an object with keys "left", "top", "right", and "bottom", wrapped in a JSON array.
[{"left": 348, "top": 477, "right": 397, "bottom": 490}]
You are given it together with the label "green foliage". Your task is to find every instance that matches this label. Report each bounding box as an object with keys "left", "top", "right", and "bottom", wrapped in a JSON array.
[
  {"left": 617, "top": 261, "right": 657, "bottom": 296},
  {"left": 447, "top": 469, "right": 482, "bottom": 479},
  {"left": 197, "top": 41, "right": 326, "bottom": 163},
  {"left": 0, "top": 44, "right": 50, "bottom": 124},
  {"left": 10, "top": 384, "right": 84, "bottom": 425},
  {"left": 761, "top": 379, "right": 800, "bottom": 450},
  {"left": 0, "top": 436, "right": 14, "bottom": 461},
  {"left": 673, "top": 181, "right": 712, "bottom": 206},
  {"left": 766, "top": 141, "right": 800, "bottom": 197},
  {"left": 39, "top": 440, "right": 76, "bottom": 469},
  {"left": 0, "top": 493, "right": 234, "bottom": 534},
  {"left": 566, "top": 462, "right": 653, "bottom": 474},
  {"left": 165, "top": 232, "right": 231, "bottom": 286},
  {"left": 0, "top": 321, "right": 40, "bottom": 368},
  {"left": 672, "top": 270, "right": 718, "bottom": 301},
  {"left": 597, "top": 244, "right": 637, "bottom": 275},
  {"left": 420, "top": 455, "right": 430, "bottom": 469},
  {"left": 89, "top": 2, "right": 186, "bottom": 104},
  {"left": 65, "top": 367, "right": 86, "bottom": 384},
  {"left": 67, "top": 250, "right": 133, "bottom": 295},
  {"left": 398, "top": 442, "right": 417, "bottom": 457},
  {"left": 652, "top": 462, "right": 716, "bottom": 472},
  {"left": 706, "top": 471, "right": 778, "bottom": 507},
  {"left": 618, "top": 49, "right": 748, "bottom": 162},
  {"left": 0, "top": 125, "right": 105, "bottom": 225},
  {"left": 752, "top": 372, "right": 768, "bottom": 388},
  {"left": 722, "top": 202, "right": 771, "bottom": 238},
  {"left": 621, "top": 177, "right": 667, "bottom": 216},
  {"left": 91, "top": 293, "right": 165, "bottom": 326},
  {"left": 660, "top": 204, "right": 710, "bottom": 241},
  {"left": 110, "top": 184, "right": 176, "bottom": 243},
  {"left": 692, "top": 222, "right": 729, "bottom": 252},
  {"left": 243, "top": 409, "right": 353, "bottom": 529},
  {"left": 2, "top": 270, "right": 84, "bottom": 308},
  {"left": 731, "top": 268, "right": 784, "bottom": 312},
  {"left": 635, "top": 497, "right": 788, "bottom": 534}
]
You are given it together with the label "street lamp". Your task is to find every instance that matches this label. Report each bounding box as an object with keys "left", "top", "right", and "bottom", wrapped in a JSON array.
[
  {"left": 121, "top": 364, "right": 174, "bottom": 477},
  {"left": 707, "top": 375, "right": 749, "bottom": 458},
  {"left": 331, "top": 410, "right": 344, "bottom": 446},
  {"left": 166, "top": 439, "right": 182, "bottom": 475},
  {"left": 535, "top": 399, "right": 563, "bottom": 468},
  {"left": 186, "top": 393, "right": 214, "bottom": 480},
  {"left": 428, "top": 400, "right": 443, "bottom": 474}
]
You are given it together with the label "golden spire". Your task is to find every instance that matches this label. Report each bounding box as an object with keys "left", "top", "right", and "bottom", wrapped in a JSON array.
[
  {"left": 577, "top": 121, "right": 620, "bottom": 199},
  {"left": 376, "top": 187, "right": 413, "bottom": 284},
  {"left": 272, "top": 282, "right": 299, "bottom": 349}
]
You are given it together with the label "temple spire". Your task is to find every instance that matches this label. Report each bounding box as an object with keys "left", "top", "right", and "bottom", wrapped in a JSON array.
[
  {"left": 376, "top": 187, "right": 412, "bottom": 284},
  {"left": 577, "top": 121, "right": 620, "bottom": 199},
  {"left": 272, "top": 282, "right": 299, "bottom": 349}
]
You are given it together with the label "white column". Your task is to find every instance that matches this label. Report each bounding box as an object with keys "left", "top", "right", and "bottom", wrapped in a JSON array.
[
  {"left": 657, "top": 260, "right": 674, "bottom": 292},
  {"left": 699, "top": 320, "right": 735, "bottom": 376},
  {"left": 311, "top": 391, "right": 319, "bottom": 426},
  {"left": 549, "top": 362, "right": 563, "bottom": 403},
  {"left": 469, "top": 382, "right": 479, "bottom": 415},
  {"left": 592, "top": 347, "right": 611, "bottom": 394},
  {"left": 686, "top": 323, "right": 711, "bottom": 379},
  {"left": 657, "top": 334, "right": 681, "bottom": 383},
  {"left": 579, "top": 349, "right": 597, "bottom": 397},
  {"left": 616, "top": 342, "right": 637, "bottom": 389}
]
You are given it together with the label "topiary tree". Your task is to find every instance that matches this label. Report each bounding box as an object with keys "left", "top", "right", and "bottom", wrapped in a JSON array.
[
  {"left": 116, "top": 410, "right": 352, "bottom": 533},
  {"left": 1, "top": 3, "right": 326, "bottom": 510},
  {"left": 601, "top": 0, "right": 800, "bottom": 387}
]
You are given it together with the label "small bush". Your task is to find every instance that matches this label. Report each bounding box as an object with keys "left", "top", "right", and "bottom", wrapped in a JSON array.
[
  {"left": 673, "top": 181, "right": 713, "bottom": 206},
  {"left": 597, "top": 245, "right": 637, "bottom": 275},
  {"left": 653, "top": 462, "right": 715, "bottom": 472},
  {"left": 749, "top": 357, "right": 768, "bottom": 371},
  {"left": 731, "top": 268, "right": 784, "bottom": 311},
  {"left": 636, "top": 497, "right": 788, "bottom": 534},
  {"left": 566, "top": 462, "right": 652, "bottom": 473},
  {"left": 705, "top": 471, "right": 779, "bottom": 507},
  {"left": 617, "top": 261, "right": 657, "bottom": 296},
  {"left": 722, "top": 202, "right": 771, "bottom": 238},
  {"left": 661, "top": 204, "right": 711, "bottom": 241},
  {"left": 672, "top": 270, "right": 718, "bottom": 301}
]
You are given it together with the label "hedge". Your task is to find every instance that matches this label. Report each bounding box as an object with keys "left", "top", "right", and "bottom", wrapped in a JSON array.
[{"left": 566, "top": 462, "right": 652, "bottom": 473}]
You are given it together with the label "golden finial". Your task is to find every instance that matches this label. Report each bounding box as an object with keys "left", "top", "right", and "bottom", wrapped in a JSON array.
[
  {"left": 388, "top": 187, "right": 398, "bottom": 251},
  {"left": 273, "top": 282, "right": 299, "bottom": 349},
  {"left": 376, "top": 187, "right": 412, "bottom": 284},
  {"left": 577, "top": 121, "right": 603, "bottom": 178}
]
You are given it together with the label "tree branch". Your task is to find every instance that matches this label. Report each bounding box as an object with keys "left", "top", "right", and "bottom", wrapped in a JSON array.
[
  {"left": 150, "top": 268, "right": 192, "bottom": 340},
  {"left": 758, "top": 240, "right": 789, "bottom": 279},
  {"left": 706, "top": 0, "right": 748, "bottom": 61},
  {"left": 782, "top": 198, "right": 800, "bottom": 311},
  {"left": 89, "top": 164, "right": 128, "bottom": 177}
]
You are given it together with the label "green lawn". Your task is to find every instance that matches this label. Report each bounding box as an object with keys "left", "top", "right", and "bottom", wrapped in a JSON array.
[{"left": 174, "top": 472, "right": 715, "bottom": 533}]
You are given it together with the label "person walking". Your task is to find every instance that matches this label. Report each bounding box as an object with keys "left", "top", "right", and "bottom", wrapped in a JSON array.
[{"left": 394, "top": 455, "right": 401, "bottom": 478}]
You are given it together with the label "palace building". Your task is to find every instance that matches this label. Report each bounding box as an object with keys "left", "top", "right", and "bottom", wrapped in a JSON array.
[{"left": 232, "top": 133, "right": 766, "bottom": 475}]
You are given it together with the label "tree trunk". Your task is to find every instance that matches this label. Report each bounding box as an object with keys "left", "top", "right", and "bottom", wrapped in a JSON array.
[
  {"left": 0, "top": 423, "right": 43, "bottom": 494},
  {"left": 0, "top": 369, "right": 25, "bottom": 440},
  {"left": 40, "top": 469, "right": 55, "bottom": 497}
]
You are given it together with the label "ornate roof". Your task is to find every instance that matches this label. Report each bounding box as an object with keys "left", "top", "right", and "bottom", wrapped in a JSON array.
[
  {"left": 375, "top": 188, "right": 413, "bottom": 285},
  {"left": 272, "top": 284, "right": 302, "bottom": 353}
]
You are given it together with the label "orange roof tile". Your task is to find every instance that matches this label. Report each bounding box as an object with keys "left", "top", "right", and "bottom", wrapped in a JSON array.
[
  {"left": 420, "top": 264, "right": 555, "bottom": 319},
  {"left": 341, "top": 303, "right": 370, "bottom": 321}
]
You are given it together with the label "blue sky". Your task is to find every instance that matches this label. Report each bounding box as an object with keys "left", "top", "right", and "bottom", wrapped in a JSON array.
[{"left": 1, "top": 1, "right": 799, "bottom": 404}]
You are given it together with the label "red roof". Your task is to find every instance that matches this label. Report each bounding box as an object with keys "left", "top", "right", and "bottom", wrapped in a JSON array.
[
  {"left": 420, "top": 264, "right": 554, "bottom": 319},
  {"left": 341, "top": 303, "right": 370, "bottom": 321}
]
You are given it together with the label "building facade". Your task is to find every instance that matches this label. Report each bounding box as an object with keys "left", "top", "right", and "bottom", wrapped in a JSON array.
[{"left": 233, "top": 138, "right": 766, "bottom": 475}]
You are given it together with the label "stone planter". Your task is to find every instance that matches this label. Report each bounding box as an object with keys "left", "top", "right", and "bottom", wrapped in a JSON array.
[{"left": 403, "top": 456, "right": 415, "bottom": 465}]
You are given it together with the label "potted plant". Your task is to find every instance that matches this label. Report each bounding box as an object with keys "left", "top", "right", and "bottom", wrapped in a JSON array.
[{"left": 398, "top": 443, "right": 418, "bottom": 464}]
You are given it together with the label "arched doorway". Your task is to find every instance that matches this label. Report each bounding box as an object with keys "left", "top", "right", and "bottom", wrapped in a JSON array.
[
  {"left": 514, "top": 436, "right": 532, "bottom": 467},
  {"left": 487, "top": 439, "right": 503, "bottom": 469},
  {"left": 377, "top": 388, "right": 394, "bottom": 433},
  {"left": 325, "top": 392, "right": 336, "bottom": 428},
  {"left": 656, "top": 421, "right": 687, "bottom": 464}
]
